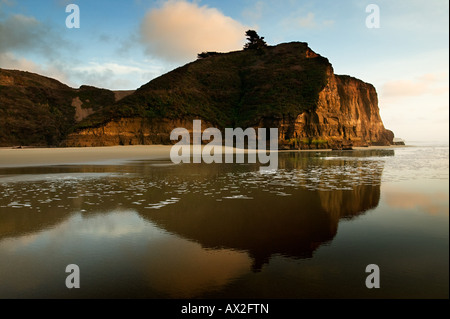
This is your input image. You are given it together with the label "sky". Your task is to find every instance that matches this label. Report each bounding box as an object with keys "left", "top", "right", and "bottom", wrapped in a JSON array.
[{"left": 0, "top": 0, "right": 448, "bottom": 142}]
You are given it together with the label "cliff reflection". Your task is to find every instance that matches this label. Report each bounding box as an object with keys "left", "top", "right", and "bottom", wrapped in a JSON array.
[
  {"left": 138, "top": 151, "right": 389, "bottom": 271},
  {"left": 0, "top": 150, "right": 393, "bottom": 272}
]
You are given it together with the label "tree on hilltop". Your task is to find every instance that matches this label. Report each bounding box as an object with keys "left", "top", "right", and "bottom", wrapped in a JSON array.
[{"left": 243, "top": 30, "right": 267, "bottom": 50}]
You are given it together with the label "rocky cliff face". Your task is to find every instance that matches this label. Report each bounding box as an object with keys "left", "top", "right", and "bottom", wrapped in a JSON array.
[
  {"left": 62, "top": 118, "right": 214, "bottom": 147},
  {"left": 274, "top": 71, "right": 394, "bottom": 150}
]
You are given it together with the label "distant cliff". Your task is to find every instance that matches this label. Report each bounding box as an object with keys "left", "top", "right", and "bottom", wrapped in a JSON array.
[{"left": 0, "top": 42, "right": 395, "bottom": 149}]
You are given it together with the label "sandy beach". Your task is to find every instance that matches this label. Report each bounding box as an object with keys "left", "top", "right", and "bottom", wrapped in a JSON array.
[
  {"left": 0, "top": 145, "right": 173, "bottom": 168},
  {"left": 0, "top": 145, "right": 406, "bottom": 168},
  {"left": 0, "top": 145, "right": 261, "bottom": 167}
]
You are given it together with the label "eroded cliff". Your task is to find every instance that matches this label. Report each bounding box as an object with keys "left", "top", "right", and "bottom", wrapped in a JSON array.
[
  {"left": 64, "top": 42, "right": 394, "bottom": 149},
  {"left": 0, "top": 42, "right": 395, "bottom": 149},
  {"left": 275, "top": 72, "right": 394, "bottom": 150}
]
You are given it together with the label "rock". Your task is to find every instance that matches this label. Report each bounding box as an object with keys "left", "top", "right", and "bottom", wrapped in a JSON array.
[
  {"left": 393, "top": 137, "right": 406, "bottom": 146},
  {"left": 64, "top": 42, "right": 394, "bottom": 148},
  {"left": 0, "top": 42, "right": 396, "bottom": 148}
]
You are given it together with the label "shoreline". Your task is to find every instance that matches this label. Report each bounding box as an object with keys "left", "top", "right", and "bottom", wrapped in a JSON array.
[
  {"left": 0, "top": 144, "right": 410, "bottom": 168},
  {"left": 0, "top": 145, "right": 173, "bottom": 168}
]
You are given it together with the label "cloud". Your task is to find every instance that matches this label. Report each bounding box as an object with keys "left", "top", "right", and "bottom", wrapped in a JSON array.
[
  {"left": 69, "top": 61, "right": 165, "bottom": 90},
  {"left": 242, "top": 1, "right": 265, "bottom": 23},
  {"left": 0, "top": 52, "right": 39, "bottom": 71},
  {"left": 0, "top": 14, "right": 40, "bottom": 52},
  {"left": 0, "top": 14, "right": 66, "bottom": 58},
  {"left": 139, "top": 0, "right": 249, "bottom": 63},
  {"left": 0, "top": 52, "right": 70, "bottom": 84},
  {"left": 381, "top": 73, "right": 449, "bottom": 98},
  {"left": 73, "top": 62, "right": 144, "bottom": 76},
  {"left": 0, "top": 12, "right": 143, "bottom": 90},
  {"left": 0, "top": 50, "right": 159, "bottom": 90},
  {"left": 281, "top": 11, "right": 335, "bottom": 30},
  {"left": 0, "top": 13, "right": 70, "bottom": 84},
  {"left": 297, "top": 12, "right": 316, "bottom": 28}
]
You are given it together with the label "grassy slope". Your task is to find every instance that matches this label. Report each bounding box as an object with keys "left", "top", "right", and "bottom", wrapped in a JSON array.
[
  {"left": 78, "top": 42, "right": 330, "bottom": 130},
  {"left": 0, "top": 42, "right": 330, "bottom": 145},
  {"left": 0, "top": 69, "right": 115, "bottom": 146}
]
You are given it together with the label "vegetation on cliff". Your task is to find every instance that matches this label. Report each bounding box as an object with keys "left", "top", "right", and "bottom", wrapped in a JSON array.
[
  {"left": 0, "top": 34, "right": 393, "bottom": 148},
  {"left": 0, "top": 69, "right": 115, "bottom": 146},
  {"left": 78, "top": 42, "right": 329, "bottom": 131}
]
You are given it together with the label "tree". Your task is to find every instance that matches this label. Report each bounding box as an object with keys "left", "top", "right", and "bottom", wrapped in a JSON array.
[{"left": 243, "top": 30, "right": 267, "bottom": 50}]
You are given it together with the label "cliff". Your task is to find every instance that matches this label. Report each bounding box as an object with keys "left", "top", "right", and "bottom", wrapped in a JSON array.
[
  {"left": 275, "top": 72, "right": 394, "bottom": 149},
  {"left": 64, "top": 42, "right": 394, "bottom": 149},
  {"left": 0, "top": 42, "right": 395, "bottom": 149}
]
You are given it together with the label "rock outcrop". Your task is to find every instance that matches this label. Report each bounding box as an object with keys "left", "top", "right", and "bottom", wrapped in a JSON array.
[
  {"left": 1, "top": 42, "right": 395, "bottom": 149},
  {"left": 63, "top": 118, "right": 214, "bottom": 147},
  {"left": 64, "top": 42, "right": 394, "bottom": 149},
  {"left": 274, "top": 73, "right": 394, "bottom": 150}
]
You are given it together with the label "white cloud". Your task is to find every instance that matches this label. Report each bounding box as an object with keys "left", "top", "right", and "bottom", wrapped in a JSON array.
[
  {"left": 0, "top": 51, "right": 163, "bottom": 90},
  {"left": 282, "top": 11, "right": 334, "bottom": 30},
  {"left": 0, "top": 52, "right": 39, "bottom": 71},
  {"left": 297, "top": 12, "right": 316, "bottom": 28},
  {"left": 0, "top": 52, "right": 70, "bottom": 84},
  {"left": 73, "top": 62, "right": 144, "bottom": 76},
  {"left": 140, "top": 0, "right": 250, "bottom": 63},
  {"left": 69, "top": 61, "right": 165, "bottom": 90},
  {"left": 381, "top": 72, "right": 449, "bottom": 98}
]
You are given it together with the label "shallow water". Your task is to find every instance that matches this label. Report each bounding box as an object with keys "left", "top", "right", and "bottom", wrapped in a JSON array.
[{"left": 0, "top": 146, "right": 448, "bottom": 298}]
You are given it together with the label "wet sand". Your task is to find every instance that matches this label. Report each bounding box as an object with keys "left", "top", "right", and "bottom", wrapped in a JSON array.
[
  {"left": 0, "top": 145, "right": 262, "bottom": 168},
  {"left": 0, "top": 146, "right": 173, "bottom": 168},
  {"left": 0, "top": 145, "right": 405, "bottom": 168}
]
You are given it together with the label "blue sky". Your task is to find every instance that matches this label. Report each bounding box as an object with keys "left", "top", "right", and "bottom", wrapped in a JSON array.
[{"left": 0, "top": 0, "right": 448, "bottom": 142}]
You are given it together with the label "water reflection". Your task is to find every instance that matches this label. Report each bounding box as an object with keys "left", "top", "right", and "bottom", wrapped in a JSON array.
[
  {"left": 0, "top": 150, "right": 405, "bottom": 297},
  {"left": 140, "top": 184, "right": 381, "bottom": 271},
  {"left": 0, "top": 210, "right": 254, "bottom": 298}
]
